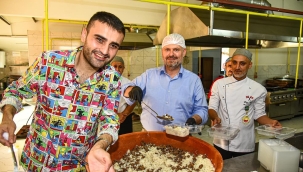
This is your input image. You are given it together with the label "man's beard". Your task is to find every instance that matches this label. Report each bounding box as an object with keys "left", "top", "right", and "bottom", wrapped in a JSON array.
[
  {"left": 83, "top": 45, "right": 110, "bottom": 69},
  {"left": 165, "top": 57, "right": 181, "bottom": 69},
  {"left": 233, "top": 70, "right": 247, "bottom": 79}
]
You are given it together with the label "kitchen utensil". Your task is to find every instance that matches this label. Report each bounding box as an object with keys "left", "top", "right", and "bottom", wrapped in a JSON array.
[
  {"left": 2, "top": 132, "right": 19, "bottom": 172},
  {"left": 266, "top": 74, "right": 303, "bottom": 88},
  {"left": 108, "top": 132, "right": 223, "bottom": 172},
  {"left": 142, "top": 102, "right": 174, "bottom": 121},
  {"left": 265, "top": 78, "right": 292, "bottom": 88}
]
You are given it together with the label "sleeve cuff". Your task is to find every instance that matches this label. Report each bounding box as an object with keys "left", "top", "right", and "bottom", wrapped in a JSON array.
[
  {"left": 0, "top": 97, "right": 22, "bottom": 113},
  {"left": 121, "top": 83, "right": 136, "bottom": 105},
  {"left": 98, "top": 129, "right": 119, "bottom": 146}
]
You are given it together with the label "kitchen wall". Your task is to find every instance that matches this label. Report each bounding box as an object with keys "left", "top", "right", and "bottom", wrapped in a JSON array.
[
  {"left": 191, "top": 47, "right": 303, "bottom": 88},
  {"left": 27, "top": 30, "right": 193, "bottom": 81},
  {"left": 0, "top": 29, "right": 82, "bottom": 79},
  {"left": 28, "top": 30, "right": 82, "bottom": 66},
  {"left": 6, "top": 29, "right": 303, "bottom": 89},
  {"left": 247, "top": 47, "right": 303, "bottom": 85},
  {"left": 192, "top": 48, "right": 222, "bottom": 80},
  {"left": 268, "top": 0, "right": 303, "bottom": 17},
  {"left": 116, "top": 48, "right": 193, "bottom": 80},
  {"left": 3, "top": 0, "right": 303, "bottom": 83},
  {"left": 0, "top": 51, "right": 29, "bottom": 78}
]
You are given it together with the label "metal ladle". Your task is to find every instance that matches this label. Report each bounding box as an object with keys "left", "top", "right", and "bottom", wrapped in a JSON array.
[
  {"left": 142, "top": 102, "right": 174, "bottom": 121},
  {"left": 2, "top": 132, "right": 19, "bottom": 172}
]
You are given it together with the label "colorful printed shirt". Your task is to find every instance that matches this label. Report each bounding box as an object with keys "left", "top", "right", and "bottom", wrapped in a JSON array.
[{"left": 0, "top": 47, "right": 121, "bottom": 171}]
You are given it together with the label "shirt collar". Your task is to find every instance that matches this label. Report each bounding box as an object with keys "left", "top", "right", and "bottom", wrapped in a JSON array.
[
  {"left": 65, "top": 46, "right": 110, "bottom": 87},
  {"left": 65, "top": 46, "right": 82, "bottom": 69},
  {"left": 231, "top": 75, "right": 248, "bottom": 83},
  {"left": 160, "top": 65, "right": 184, "bottom": 78}
]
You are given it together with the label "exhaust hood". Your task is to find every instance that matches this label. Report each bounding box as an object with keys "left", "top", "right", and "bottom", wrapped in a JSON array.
[
  {"left": 153, "top": 6, "right": 303, "bottom": 48},
  {"left": 120, "top": 30, "right": 155, "bottom": 50}
]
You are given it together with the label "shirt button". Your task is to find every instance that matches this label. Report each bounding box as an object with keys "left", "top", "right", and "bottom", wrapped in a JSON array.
[
  {"left": 166, "top": 102, "right": 168, "bottom": 104},
  {"left": 168, "top": 91, "right": 170, "bottom": 93}
]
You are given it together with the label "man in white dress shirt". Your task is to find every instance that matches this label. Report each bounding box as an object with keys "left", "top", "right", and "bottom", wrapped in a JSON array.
[
  {"left": 111, "top": 56, "right": 136, "bottom": 135},
  {"left": 208, "top": 48, "right": 281, "bottom": 160}
]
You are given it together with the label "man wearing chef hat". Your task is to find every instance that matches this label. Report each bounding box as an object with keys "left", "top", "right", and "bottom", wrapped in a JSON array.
[
  {"left": 208, "top": 57, "right": 233, "bottom": 99},
  {"left": 122, "top": 33, "right": 208, "bottom": 131},
  {"left": 208, "top": 48, "right": 281, "bottom": 160},
  {"left": 110, "top": 56, "right": 137, "bottom": 135}
]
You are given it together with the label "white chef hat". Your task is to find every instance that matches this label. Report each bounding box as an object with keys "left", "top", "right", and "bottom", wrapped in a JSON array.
[
  {"left": 111, "top": 56, "right": 124, "bottom": 65},
  {"left": 225, "top": 57, "right": 232, "bottom": 63},
  {"left": 232, "top": 48, "right": 252, "bottom": 61},
  {"left": 162, "top": 33, "right": 186, "bottom": 48}
]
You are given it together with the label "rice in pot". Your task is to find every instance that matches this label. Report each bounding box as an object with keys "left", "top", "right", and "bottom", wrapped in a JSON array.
[{"left": 113, "top": 142, "right": 215, "bottom": 172}]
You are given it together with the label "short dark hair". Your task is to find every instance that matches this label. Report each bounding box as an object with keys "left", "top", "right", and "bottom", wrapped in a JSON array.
[{"left": 86, "top": 11, "right": 125, "bottom": 36}]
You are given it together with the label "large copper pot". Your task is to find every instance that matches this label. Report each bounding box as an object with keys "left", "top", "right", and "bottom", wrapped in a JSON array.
[
  {"left": 108, "top": 131, "right": 223, "bottom": 172},
  {"left": 265, "top": 78, "right": 294, "bottom": 88},
  {"left": 265, "top": 78, "right": 303, "bottom": 88}
]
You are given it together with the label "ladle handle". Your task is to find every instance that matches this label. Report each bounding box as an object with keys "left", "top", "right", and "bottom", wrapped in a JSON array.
[
  {"left": 2, "top": 132, "right": 18, "bottom": 169},
  {"left": 142, "top": 102, "right": 159, "bottom": 117}
]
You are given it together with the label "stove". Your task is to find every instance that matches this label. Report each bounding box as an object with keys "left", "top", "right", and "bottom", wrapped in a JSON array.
[
  {"left": 295, "top": 88, "right": 303, "bottom": 116},
  {"left": 266, "top": 89, "right": 297, "bottom": 120}
]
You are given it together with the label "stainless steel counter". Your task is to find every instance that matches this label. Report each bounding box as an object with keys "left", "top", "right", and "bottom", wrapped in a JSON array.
[
  {"left": 223, "top": 151, "right": 303, "bottom": 172},
  {"left": 223, "top": 152, "right": 267, "bottom": 172}
]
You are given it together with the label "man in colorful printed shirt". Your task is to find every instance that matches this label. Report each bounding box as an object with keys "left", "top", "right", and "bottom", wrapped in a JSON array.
[{"left": 0, "top": 11, "right": 125, "bottom": 172}]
